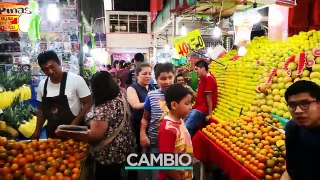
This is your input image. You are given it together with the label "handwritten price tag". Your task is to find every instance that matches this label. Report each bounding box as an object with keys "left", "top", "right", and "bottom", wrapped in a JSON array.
[{"left": 173, "top": 29, "right": 205, "bottom": 57}]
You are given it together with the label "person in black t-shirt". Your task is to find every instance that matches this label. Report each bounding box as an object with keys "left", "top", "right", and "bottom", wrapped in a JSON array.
[{"left": 282, "top": 80, "right": 320, "bottom": 180}]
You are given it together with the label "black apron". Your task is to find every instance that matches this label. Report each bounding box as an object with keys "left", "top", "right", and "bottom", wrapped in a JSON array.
[{"left": 42, "top": 72, "right": 76, "bottom": 138}]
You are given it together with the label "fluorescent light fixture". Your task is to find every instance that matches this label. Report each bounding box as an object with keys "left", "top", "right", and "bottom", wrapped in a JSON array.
[{"left": 47, "top": 4, "right": 60, "bottom": 23}]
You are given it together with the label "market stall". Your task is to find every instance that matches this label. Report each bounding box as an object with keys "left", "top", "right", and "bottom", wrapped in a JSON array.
[{"left": 193, "top": 131, "right": 258, "bottom": 180}]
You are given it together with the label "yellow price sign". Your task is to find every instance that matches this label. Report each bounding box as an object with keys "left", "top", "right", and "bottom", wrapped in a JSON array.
[{"left": 173, "top": 29, "right": 205, "bottom": 57}]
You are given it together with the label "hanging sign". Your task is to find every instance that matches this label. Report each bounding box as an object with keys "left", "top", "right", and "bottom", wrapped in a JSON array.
[
  {"left": 0, "top": 3, "right": 31, "bottom": 32},
  {"left": 173, "top": 29, "right": 205, "bottom": 57}
]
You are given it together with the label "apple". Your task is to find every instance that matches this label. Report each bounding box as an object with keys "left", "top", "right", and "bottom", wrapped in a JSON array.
[
  {"left": 273, "top": 95, "right": 281, "bottom": 102},
  {"left": 272, "top": 89, "right": 280, "bottom": 95},
  {"left": 271, "top": 108, "right": 278, "bottom": 114},
  {"left": 283, "top": 112, "right": 292, "bottom": 119},
  {"left": 291, "top": 70, "right": 299, "bottom": 79},
  {"left": 301, "top": 70, "right": 311, "bottom": 78},
  {"left": 285, "top": 82, "right": 293, "bottom": 89},
  {"left": 277, "top": 77, "right": 284, "bottom": 83},
  {"left": 279, "top": 89, "right": 286, "bottom": 97},
  {"left": 276, "top": 110, "right": 285, "bottom": 117},
  {"left": 267, "top": 99, "right": 274, "bottom": 106},
  {"left": 310, "top": 72, "right": 320, "bottom": 79},
  {"left": 288, "top": 62, "right": 298, "bottom": 71},
  {"left": 283, "top": 76, "right": 293, "bottom": 83},
  {"left": 315, "top": 57, "right": 320, "bottom": 64}
]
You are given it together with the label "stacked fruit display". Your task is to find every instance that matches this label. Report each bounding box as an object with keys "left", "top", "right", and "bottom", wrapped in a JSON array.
[
  {"left": 203, "top": 113, "right": 286, "bottom": 180},
  {"left": 0, "top": 137, "right": 88, "bottom": 179},
  {"left": 210, "top": 30, "right": 320, "bottom": 121},
  {"left": 251, "top": 46, "right": 320, "bottom": 119},
  {"left": 0, "top": 73, "right": 32, "bottom": 110}
]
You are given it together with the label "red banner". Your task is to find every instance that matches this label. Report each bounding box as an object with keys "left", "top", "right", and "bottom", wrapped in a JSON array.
[{"left": 150, "top": 0, "right": 163, "bottom": 22}]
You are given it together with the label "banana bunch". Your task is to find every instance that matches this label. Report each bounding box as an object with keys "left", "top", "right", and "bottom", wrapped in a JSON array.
[
  {"left": 0, "top": 85, "right": 31, "bottom": 109},
  {"left": 0, "top": 120, "right": 19, "bottom": 138}
]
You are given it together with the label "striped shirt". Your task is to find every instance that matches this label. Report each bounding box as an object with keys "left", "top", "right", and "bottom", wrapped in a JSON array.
[{"left": 143, "top": 89, "right": 166, "bottom": 145}]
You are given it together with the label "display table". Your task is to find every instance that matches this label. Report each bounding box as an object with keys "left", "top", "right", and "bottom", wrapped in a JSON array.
[{"left": 192, "top": 131, "right": 258, "bottom": 180}]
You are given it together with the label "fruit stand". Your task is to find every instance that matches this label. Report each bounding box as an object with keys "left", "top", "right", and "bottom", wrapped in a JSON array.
[
  {"left": 192, "top": 30, "right": 320, "bottom": 180},
  {"left": 193, "top": 131, "right": 258, "bottom": 180}
]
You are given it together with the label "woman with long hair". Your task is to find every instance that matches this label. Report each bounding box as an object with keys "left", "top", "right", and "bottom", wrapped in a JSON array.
[{"left": 56, "top": 71, "right": 135, "bottom": 179}]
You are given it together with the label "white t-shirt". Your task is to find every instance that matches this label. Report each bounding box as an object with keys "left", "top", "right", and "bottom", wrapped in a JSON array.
[{"left": 37, "top": 72, "right": 91, "bottom": 116}]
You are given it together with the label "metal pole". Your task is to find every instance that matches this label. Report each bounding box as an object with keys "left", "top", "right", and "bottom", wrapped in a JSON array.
[{"left": 78, "top": 0, "right": 84, "bottom": 77}]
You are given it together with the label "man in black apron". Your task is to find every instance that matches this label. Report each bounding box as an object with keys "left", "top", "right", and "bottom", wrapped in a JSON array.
[{"left": 31, "top": 51, "right": 92, "bottom": 139}]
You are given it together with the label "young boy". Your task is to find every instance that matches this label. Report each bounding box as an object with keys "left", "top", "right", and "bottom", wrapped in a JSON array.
[
  {"left": 140, "top": 63, "right": 175, "bottom": 151},
  {"left": 140, "top": 63, "right": 175, "bottom": 180},
  {"left": 158, "top": 84, "right": 193, "bottom": 180}
]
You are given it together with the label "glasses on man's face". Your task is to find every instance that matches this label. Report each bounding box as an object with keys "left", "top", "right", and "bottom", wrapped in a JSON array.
[{"left": 287, "top": 100, "right": 318, "bottom": 111}]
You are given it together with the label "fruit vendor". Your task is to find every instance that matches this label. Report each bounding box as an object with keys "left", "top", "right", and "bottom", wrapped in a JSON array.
[
  {"left": 282, "top": 80, "right": 320, "bottom": 180},
  {"left": 185, "top": 60, "right": 218, "bottom": 137},
  {"left": 31, "top": 51, "right": 92, "bottom": 139}
]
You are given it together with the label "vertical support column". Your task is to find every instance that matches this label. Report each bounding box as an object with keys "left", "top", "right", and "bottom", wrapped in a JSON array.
[
  {"left": 78, "top": 0, "right": 84, "bottom": 77},
  {"left": 172, "top": 14, "right": 177, "bottom": 38},
  {"left": 268, "top": 5, "right": 289, "bottom": 41}
]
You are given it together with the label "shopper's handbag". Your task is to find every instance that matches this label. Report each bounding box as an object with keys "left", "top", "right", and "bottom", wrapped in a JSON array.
[{"left": 79, "top": 95, "right": 129, "bottom": 180}]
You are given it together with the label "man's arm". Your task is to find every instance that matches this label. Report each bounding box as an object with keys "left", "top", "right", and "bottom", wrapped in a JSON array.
[
  {"left": 31, "top": 103, "right": 45, "bottom": 139},
  {"left": 71, "top": 95, "right": 93, "bottom": 125},
  {"left": 280, "top": 170, "right": 291, "bottom": 180},
  {"left": 205, "top": 92, "right": 213, "bottom": 121},
  {"left": 140, "top": 110, "right": 150, "bottom": 148}
]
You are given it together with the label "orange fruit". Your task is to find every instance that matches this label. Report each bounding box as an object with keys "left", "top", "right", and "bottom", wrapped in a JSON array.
[
  {"left": 63, "top": 169, "right": 72, "bottom": 176},
  {"left": 25, "top": 167, "right": 35, "bottom": 177},
  {"left": 256, "top": 169, "right": 265, "bottom": 178},
  {"left": 10, "top": 163, "right": 19, "bottom": 171},
  {"left": 17, "top": 157, "right": 28, "bottom": 167}
]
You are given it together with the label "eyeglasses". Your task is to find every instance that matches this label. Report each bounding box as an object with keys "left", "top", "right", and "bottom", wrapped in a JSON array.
[{"left": 287, "top": 100, "right": 318, "bottom": 111}]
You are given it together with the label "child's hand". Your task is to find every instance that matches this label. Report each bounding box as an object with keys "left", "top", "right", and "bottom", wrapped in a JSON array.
[{"left": 140, "top": 133, "right": 150, "bottom": 148}]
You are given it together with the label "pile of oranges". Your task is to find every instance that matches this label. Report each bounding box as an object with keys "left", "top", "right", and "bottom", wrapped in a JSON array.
[
  {"left": 0, "top": 137, "right": 88, "bottom": 180},
  {"left": 203, "top": 113, "right": 286, "bottom": 180}
]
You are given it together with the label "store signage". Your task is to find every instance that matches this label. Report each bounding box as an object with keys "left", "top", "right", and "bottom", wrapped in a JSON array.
[
  {"left": 173, "top": 29, "right": 205, "bottom": 57},
  {"left": 0, "top": 3, "right": 31, "bottom": 32}
]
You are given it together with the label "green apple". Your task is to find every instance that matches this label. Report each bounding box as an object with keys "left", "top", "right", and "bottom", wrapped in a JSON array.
[
  {"left": 285, "top": 82, "right": 293, "bottom": 89},
  {"left": 301, "top": 70, "right": 311, "bottom": 78},
  {"left": 279, "top": 89, "right": 286, "bottom": 97},
  {"left": 288, "top": 62, "right": 298, "bottom": 71},
  {"left": 310, "top": 72, "right": 320, "bottom": 79},
  {"left": 272, "top": 89, "right": 280, "bottom": 95},
  {"left": 273, "top": 95, "right": 281, "bottom": 102},
  {"left": 280, "top": 97, "right": 287, "bottom": 103},
  {"left": 283, "top": 112, "right": 292, "bottom": 119},
  {"left": 276, "top": 110, "right": 285, "bottom": 117}
]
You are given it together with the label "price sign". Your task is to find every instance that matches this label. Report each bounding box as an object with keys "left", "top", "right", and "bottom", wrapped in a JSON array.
[{"left": 173, "top": 29, "right": 205, "bottom": 57}]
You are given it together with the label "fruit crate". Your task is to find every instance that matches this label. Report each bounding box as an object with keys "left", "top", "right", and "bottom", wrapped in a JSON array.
[{"left": 270, "top": 113, "right": 290, "bottom": 127}]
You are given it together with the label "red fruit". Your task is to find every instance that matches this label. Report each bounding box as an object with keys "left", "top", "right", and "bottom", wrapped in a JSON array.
[
  {"left": 306, "top": 59, "right": 315, "bottom": 67},
  {"left": 296, "top": 53, "right": 306, "bottom": 75},
  {"left": 313, "top": 46, "right": 320, "bottom": 56},
  {"left": 283, "top": 55, "right": 295, "bottom": 71}
]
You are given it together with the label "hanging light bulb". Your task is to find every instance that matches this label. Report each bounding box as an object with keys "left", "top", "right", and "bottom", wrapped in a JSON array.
[
  {"left": 181, "top": 24, "right": 187, "bottom": 36},
  {"left": 213, "top": 26, "right": 222, "bottom": 38},
  {"left": 164, "top": 44, "right": 170, "bottom": 51},
  {"left": 83, "top": 44, "right": 89, "bottom": 54}
]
